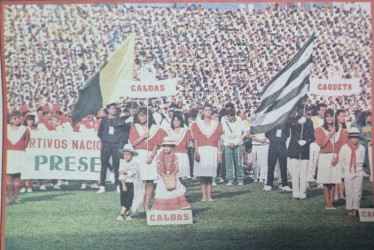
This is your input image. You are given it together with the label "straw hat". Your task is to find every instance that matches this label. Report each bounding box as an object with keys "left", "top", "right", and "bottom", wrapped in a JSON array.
[
  {"left": 118, "top": 144, "right": 138, "bottom": 156},
  {"left": 161, "top": 136, "right": 177, "bottom": 147}
]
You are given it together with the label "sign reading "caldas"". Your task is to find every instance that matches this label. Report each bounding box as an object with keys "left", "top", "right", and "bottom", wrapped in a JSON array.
[{"left": 21, "top": 130, "right": 102, "bottom": 180}]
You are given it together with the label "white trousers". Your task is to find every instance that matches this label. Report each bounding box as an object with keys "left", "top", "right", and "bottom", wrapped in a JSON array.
[
  {"left": 289, "top": 159, "right": 308, "bottom": 199},
  {"left": 307, "top": 142, "right": 320, "bottom": 181},
  {"left": 344, "top": 171, "right": 363, "bottom": 210},
  {"left": 369, "top": 145, "right": 372, "bottom": 181},
  {"left": 252, "top": 144, "right": 269, "bottom": 182}
]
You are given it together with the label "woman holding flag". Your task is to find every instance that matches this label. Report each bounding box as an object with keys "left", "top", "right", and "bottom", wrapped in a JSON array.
[{"left": 129, "top": 107, "right": 167, "bottom": 211}]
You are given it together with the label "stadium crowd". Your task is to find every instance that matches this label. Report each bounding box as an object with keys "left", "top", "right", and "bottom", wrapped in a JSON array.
[{"left": 4, "top": 2, "right": 371, "bottom": 116}]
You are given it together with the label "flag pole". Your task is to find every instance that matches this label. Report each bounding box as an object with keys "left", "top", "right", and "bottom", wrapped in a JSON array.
[{"left": 147, "top": 97, "right": 149, "bottom": 157}]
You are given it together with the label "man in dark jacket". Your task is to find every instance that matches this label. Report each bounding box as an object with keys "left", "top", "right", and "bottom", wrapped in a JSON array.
[
  {"left": 286, "top": 106, "right": 315, "bottom": 199},
  {"left": 97, "top": 103, "right": 130, "bottom": 193},
  {"left": 263, "top": 122, "right": 291, "bottom": 191}
]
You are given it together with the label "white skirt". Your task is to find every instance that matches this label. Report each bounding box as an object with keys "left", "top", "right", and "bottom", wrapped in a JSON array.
[
  {"left": 135, "top": 149, "right": 158, "bottom": 181},
  {"left": 317, "top": 153, "right": 341, "bottom": 184},
  {"left": 7, "top": 150, "right": 25, "bottom": 174},
  {"left": 193, "top": 146, "right": 218, "bottom": 177},
  {"left": 175, "top": 152, "right": 190, "bottom": 178}
]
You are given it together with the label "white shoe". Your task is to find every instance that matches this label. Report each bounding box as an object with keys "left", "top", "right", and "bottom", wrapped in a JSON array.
[
  {"left": 81, "top": 183, "right": 87, "bottom": 190},
  {"left": 212, "top": 182, "right": 217, "bottom": 186},
  {"left": 61, "top": 181, "right": 68, "bottom": 185},
  {"left": 19, "top": 187, "right": 26, "bottom": 193},
  {"left": 316, "top": 184, "right": 323, "bottom": 189},
  {"left": 117, "top": 186, "right": 121, "bottom": 193},
  {"left": 53, "top": 185, "right": 60, "bottom": 190},
  {"left": 226, "top": 182, "right": 233, "bottom": 186},
  {"left": 238, "top": 182, "right": 244, "bottom": 186},
  {"left": 97, "top": 186, "right": 105, "bottom": 193},
  {"left": 91, "top": 183, "right": 99, "bottom": 189},
  {"left": 39, "top": 185, "right": 46, "bottom": 190},
  {"left": 263, "top": 185, "right": 272, "bottom": 191},
  {"left": 219, "top": 177, "right": 225, "bottom": 183},
  {"left": 27, "top": 188, "right": 33, "bottom": 193},
  {"left": 281, "top": 186, "right": 292, "bottom": 192},
  {"left": 186, "top": 176, "right": 191, "bottom": 179}
]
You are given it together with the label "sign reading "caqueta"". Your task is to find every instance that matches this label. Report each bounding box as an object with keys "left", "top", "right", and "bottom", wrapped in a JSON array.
[{"left": 309, "top": 77, "right": 360, "bottom": 96}]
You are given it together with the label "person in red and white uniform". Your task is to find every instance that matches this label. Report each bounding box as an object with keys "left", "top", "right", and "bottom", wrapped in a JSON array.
[
  {"left": 5, "top": 110, "right": 30, "bottom": 204},
  {"left": 191, "top": 103, "right": 223, "bottom": 201},
  {"left": 167, "top": 111, "right": 192, "bottom": 179},
  {"left": 36, "top": 104, "right": 59, "bottom": 190},
  {"left": 129, "top": 107, "right": 167, "bottom": 211}
]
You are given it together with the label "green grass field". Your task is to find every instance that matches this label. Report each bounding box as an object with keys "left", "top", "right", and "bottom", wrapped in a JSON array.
[{"left": 5, "top": 178, "right": 374, "bottom": 250}]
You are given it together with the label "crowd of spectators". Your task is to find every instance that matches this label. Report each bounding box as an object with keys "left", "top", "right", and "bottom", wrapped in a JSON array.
[{"left": 3, "top": 3, "right": 372, "bottom": 118}]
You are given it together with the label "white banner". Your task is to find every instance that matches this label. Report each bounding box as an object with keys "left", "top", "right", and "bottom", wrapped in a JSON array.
[
  {"left": 116, "top": 78, "right": 178, "bottom": 99},
  {"left": 309, "top": 77, "right": 360, "bottom": 96},
  {"left": 20, "top": 131, "right": 102, "bottom": 180}
]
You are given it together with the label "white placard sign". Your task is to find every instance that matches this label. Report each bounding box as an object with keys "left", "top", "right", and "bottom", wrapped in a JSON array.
[
  {"left": 359, "top": 208, "right": 374, "bottom": 222},
  {"left": 309, "top": 77, "right": 360, "bottom": 96},
  {"left": 146, "top": 210, "right": 193, "bottom": 225}
]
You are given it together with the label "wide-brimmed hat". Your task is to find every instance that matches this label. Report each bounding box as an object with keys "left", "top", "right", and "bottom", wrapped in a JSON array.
[
  {"left": 348, "top": 127, "right": 360, "bottom": 138},
  {"left": 118, "top": 144, "right": 138, "bottom": 156},
  {"left": 161, "top": 136, "right": 177, "bottom": 147}
]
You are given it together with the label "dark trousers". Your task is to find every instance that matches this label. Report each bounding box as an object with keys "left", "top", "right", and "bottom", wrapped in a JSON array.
[
  {"left": 119, "top": 182, "right": 134, "bottom": 209},
  {"left": 267, "top": 142, "right": 288, "bottom": 187},
  {"left": 100, "top": 143, "right": 120, "bottom": 186},
  {"left": 188, "top": 147, "right": 194, "bottom": 177},
  {"left": 217, "top": 146, "right": 226, "bottom": 178}
]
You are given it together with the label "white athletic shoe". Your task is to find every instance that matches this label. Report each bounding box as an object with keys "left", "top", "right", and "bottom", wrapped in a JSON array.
[
  {"left": 81, "top": 183, "right": 87, "bottom": 190},
  {"left": 281, "top": 186, "right": 292, "bottom": 192},
  {"left": 219, "top": 177, "right": 225, "bottom": 183},
  {"left": 212, "top": 182, "right": 217, "bottom": 186},
  {"left": 91, "top": 183, "right": 99, "bottom": 189},
  {"left": 19, "top": 187, "right": 26, "bottom": 193},
  {"left": 226, "top": 182, "right": 233, "bottom": 186},
  {"left": 97, "top": 186, "right": 105, "bottom": 193},
  {"left": 52, "top": 185, "right": 60, "bottom": 190},
  {"left": 238, "top": 182, "right": 244, "bottom": 186},
  {"left": 39, "top": 185, "right": 46, "bottom": 191},
  {"left": 263, "top": 185, "right": 272, "bottom": 191},
  {"left": 27, "top": 188, "right": 33, "bottom": 193}
]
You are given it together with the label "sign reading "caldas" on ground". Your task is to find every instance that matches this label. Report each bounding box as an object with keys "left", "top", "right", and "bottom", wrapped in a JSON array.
[{"left": 21, "top": 131, "right": 102, "bottom": 180}]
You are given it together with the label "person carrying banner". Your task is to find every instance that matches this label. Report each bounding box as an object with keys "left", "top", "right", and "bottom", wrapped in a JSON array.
[
  {"left": 116, "top": 144, "right": 142, "bottom": 221},
  {"left": 191, "top": 102, "right": 223, "bottom": 201},
  {"left": 263, "top": 123, "right": 292, "bottom": 191},
  {"left": 129, "top": 107, "right": 167, "bottom": 211},
  {"left": 152, "top": 136, "right": 191, "bottom": 210},
  {"left": 5, "top": 110, "right": 31, "bottom": 204},
  {"left": 97, "top": 103, "right": 127, "bottom": 193},
  {"left": 338, "top": 127, "right": 365, "bottom": 217},
  {"left": 286, "top": 106, "right": 315, "bottom": 199},
  {"left": 36, "top": 104, "right": 59, "bottom": 190}
]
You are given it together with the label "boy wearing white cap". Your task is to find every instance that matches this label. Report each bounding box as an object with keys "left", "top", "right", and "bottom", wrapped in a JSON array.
[
  {"left": 338, "top": 127, "right": 365, "bottom": 217},
  {"left": 116, "top": 144, "right": 142, "bottom": 221}
]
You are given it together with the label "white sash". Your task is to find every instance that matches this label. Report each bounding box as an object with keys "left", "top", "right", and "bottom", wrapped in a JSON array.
[{"left": 7, "top": 125, "right": 27, "bottom": 145}]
